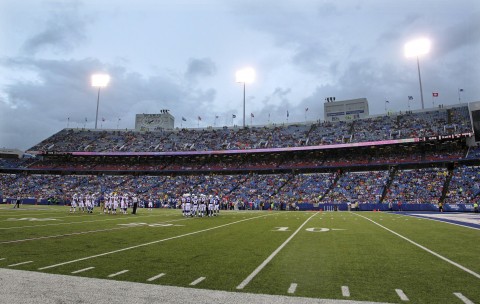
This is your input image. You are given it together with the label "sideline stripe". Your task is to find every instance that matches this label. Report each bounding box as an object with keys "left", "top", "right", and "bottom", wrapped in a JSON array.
[
  {"left": 395, "top": 289, "right": 409, "bottom": 301},
  {"left": 354, "top": 213, "right": 480, "bottom": 280},
  {"left": 108, "top": 270, "right": 129, "bottom": 278},
  {"left": 341, "top": 286, "right": 350, "bottom": 297},
  {"left": 453, "top": 292, "right": 474, "bottom": 304},
  {"left": 189, "top": 277, "right": 205, "bottom": 286},
  {"left": 71, "top": 267, "right": 95, "bottom": 274},
  {"left": 287, "top": 283, "right": 297, "bottom": 294},
  {"left": 147, "top": 273, "right": 165, "bottom": 282},
  {"left": 8, "top": 261, "right": 33, "bottom": 267},
  {"left": 395, "top": 213, "right": 480, "bottom": 231},
  {"left": 38, "top": 214, "right": 269, "bottom": 270},
  {"left": 236, "top": 212, "right": 318, "bottom": 290}
]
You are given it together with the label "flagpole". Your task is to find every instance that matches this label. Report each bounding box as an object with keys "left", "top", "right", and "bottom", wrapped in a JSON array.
[{"left": 67, "top": 117, "right": 70, "bottom": 128}]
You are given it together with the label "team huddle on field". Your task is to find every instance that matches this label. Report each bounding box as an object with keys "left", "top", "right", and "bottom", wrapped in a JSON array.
[
  {"left": 68, "top": 192, "right": 220, "bottom": 217},
  {"left": 180, "top": 194, "right": 220, "bottom": 217}
]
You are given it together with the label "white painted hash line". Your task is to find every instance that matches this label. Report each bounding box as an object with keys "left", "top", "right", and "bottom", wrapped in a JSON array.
[
  {"left": 71, "top": 267, "right": 95, "bottom": 274},
  {"left": 236, "top": 212, "right": 318, "bottom": 290},
  {"left": 454, "top": 292, "right": 475, "bottom": 304},
  {"left": 341, "top": 286, "right": 350, "bottom": 297},
  {"left": 8, "top": 261, "right": 33, "bottom": 267},
  {"left": 38, "top": 214, "right": 269, "bottom": 271},
  {"left": 108, "top": 270, "right": 129, "bottom": 278},
  {"left": 147, "top": 273, "right": 165, "bottom": 282},
  {"left": 395, "top": 289, "right": 409, "bottom": 301},
  {"left": 189, "top": 277, "right": 206, "bottom": 286},
  {"left": 287, "top": 283, "right": 297, "bottom": 294}
]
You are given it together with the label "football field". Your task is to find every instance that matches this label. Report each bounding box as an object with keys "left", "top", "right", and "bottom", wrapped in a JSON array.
[{"left": 0, "top": 206, "right": 479, "bottom": 303}]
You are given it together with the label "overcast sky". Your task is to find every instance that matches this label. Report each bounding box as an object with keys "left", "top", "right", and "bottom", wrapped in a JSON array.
[{"left": 1, "top": 0, "right": 479, "bottom": 150}]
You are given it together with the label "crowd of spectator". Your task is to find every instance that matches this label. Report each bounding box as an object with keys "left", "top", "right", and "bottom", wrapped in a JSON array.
[
  {"left": 2, "top": 166, "right": 478, "bottom": 207},
  {"left": 27, "top": 105, "right": 472, "bottom": 153}
]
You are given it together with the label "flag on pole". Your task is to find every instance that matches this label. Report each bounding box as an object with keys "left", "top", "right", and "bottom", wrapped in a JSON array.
[
  {"left": 408, "top": 96, "right": 413, "bottom": 100},
  {"left": 251, "top": 113, "right": 254, "bottom": 118},
  {"left": 182, "top": 117, "right": 187, "bottom": 121},
  {"left": 432, "top": 92, "right": 439, "bottom": 97},
  {"left": 85, "top": 117, "right": 87, "bottom": 122},
  {"left": 102, "top": 117, "right": 105, "bottom": 122},
  {"left": 459, "top": 88, "right": 464, "bottom": 92},
  {"left": 287, "top": 110, "right": 289, "bottom": 117},
  {"left": 305, "top": 107, "right": 309, "bottom": 112},
  {"left": 215, "top": 115, "right": 219, "bottom": 119},
  {"left": 198, "top": 116, "right": 202, "bottom": 121},
  {"left": 232, "top": 114, "right": 236, "bottom": 118},
  {"left": 385, "top": 100, "right": 390, "bottom": 103}
]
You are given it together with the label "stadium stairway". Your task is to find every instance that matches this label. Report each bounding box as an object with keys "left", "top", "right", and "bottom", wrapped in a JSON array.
[
  {"left": 379, "top": 167, "right": 398, "bottom": 203},
  {"left": 438, "top": 168, "right": 454, "bottom": 204}
]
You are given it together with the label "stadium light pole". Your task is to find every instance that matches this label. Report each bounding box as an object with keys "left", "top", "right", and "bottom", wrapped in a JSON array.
[
  {"left": 404, "top": 38, "right": 431, "bottom": 110},
  {"left": 91, "top": 74, "right": 111, "bottom": 129},
  {"left": 236, "top": 67, "right": 255, "bottom": 128}
]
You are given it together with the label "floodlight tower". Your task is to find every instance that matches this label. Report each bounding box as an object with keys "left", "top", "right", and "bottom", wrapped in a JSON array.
[
  {"left": 91, "top": 74, "right": 111, "bottom": 129},
  {"left": 235, "top": 67, "right": 255, "bottom": 128},
  {"left": 404, "top": 38, "right": 431, "bottom": 110}
]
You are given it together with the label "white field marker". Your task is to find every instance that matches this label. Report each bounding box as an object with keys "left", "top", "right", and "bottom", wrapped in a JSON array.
[
  {"left": 236, "top": 212, "right": 318, "bottom": 289},
  {"left": 453, "top": 293, "right": 474, "bottom": 304},
  {"left": 287, "top": 283, "right": 297, "bottom": 294},
  {"left": 71, "top": 267, "right": 95, "bottom": 274},
  {"left": 341, "top": 286, "right": 350, "bottom": 297},
  {"left": 108, "top": 270, "right": 129, "bottom": 278},
  {"left": 395, "top": 289, "right": 409, "bottom": 301},
  {"left": 0, "top": 258, "right": 5, "bottom": 261},
  {"left": 189, "top": 277, "right": 206, "bottom": 286},
  {"left": 147, "top": 273, "right": 165, "bottom": 282},
  {"left": 8, "top": 261, "right": 33, "bottom": 267}
]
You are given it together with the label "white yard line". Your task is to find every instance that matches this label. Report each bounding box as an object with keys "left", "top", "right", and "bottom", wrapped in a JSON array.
[
  {"left": 395, "top": 289, "right": 409, "bottom": 301},
  {"left": 8, "top": 261, "right": 33, "bottom": 267},
  {"left": 341, "top": 286, "right": 350, "bottom": 297},
  {"left": 236, "top": 212, "right": 318, "bottom": 290},
  {"left": 71, "top": 267, "right": 95, "bottom": 274},
  {"left": 108, "top": 270, "right": 129, "bottom": 278},
  {"left": 147, "top": 273, "right": 165, "bottom": 282},
  {"left": 287, "top": 283, "right": 297, "bottom": 294},
  {"left": 189, "top": 277, "right": 206, "bottom": 286},
  {"left": 453, "top": 292, "right": 474, "bottom": 304},
  {"left": 38, "top": 214, "right": 269, "bottom": 270},
  {"left": 354, "top": 213, "right": 480, "bottom": 280}
]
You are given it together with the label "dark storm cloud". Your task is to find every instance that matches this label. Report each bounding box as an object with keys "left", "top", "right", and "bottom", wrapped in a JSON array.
[
  {"left": 185, "top": 58, "right": 217, "bottom": 81},
  {"left": 0, "top": 56, "right": 218, "bottom": 150},
  {"left": 22, "top": 1, "right": 91, "bottom": 55}
]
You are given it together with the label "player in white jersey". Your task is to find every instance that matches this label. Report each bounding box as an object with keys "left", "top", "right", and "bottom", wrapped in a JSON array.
[
  {"left": 199, "top": 195, "right": 206, "bottom": 217},
  {"left": 148, "top": 198, "right": 153, "bottom": 211},
  {"left": 208, "top": 195, "right": 214, "bottom": 217},
  {"left": 214, "top": 196, "right": 220, "bottom": 216},
  {"left": 120, "top": 196, "right": 126, "bottom": 214},
  {"left": 184, "top": 195, "right": 191, "bottom": 217},
  {"left": 70, "top": 193, "right": 78, "bottom": 213},
  {"left": 191, "top": 196, "right": 199, "bottom": 217},
  {"left": 112, "top": 193, "right": 119, "bottom": 214},
  {"left": 85, "top": 193, "right": 93, "bottom": 213},
  {"left": 78, "top": 194, "right": 85, "bottom": 212}
]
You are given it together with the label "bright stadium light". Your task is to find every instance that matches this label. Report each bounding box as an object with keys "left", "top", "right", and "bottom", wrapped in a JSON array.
[
  {"left": 91, "top": 74, "right": 110, "bottom": 129},
  {"left": 236, "top": 67, "right": 255, "bottom": 128},
  {"left": 404, "top": 38, "right": 431, "bottom": 110}
]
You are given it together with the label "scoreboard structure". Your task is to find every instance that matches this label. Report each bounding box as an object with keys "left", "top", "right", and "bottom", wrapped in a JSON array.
[
  {"left": 324, "top": 98, "right": 369, "bottom": 122},
  {"left": 135, "top": 110, "right": 174, "bottom": 131}
]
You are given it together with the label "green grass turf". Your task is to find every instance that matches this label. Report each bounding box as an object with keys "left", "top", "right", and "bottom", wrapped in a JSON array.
[{"left": 0, "top": 205, "right": 479, "bottom": 303}]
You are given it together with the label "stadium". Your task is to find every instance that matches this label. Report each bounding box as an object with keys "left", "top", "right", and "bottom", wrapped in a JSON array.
[
  {"left": 1, "top": 100, "right": 479, "bottom": 304},
  {"left": 1, "top": 1, "right": 480, "bottom": 303}
]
